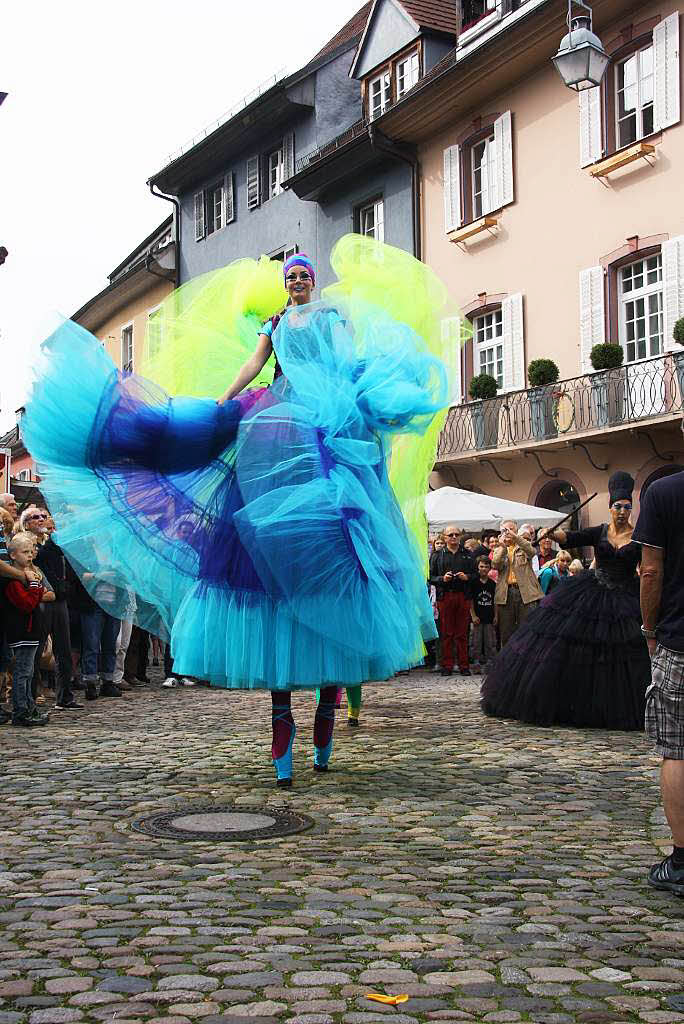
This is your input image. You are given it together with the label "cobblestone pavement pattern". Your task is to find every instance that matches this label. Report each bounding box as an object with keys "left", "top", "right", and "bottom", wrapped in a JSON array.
[{"left": 1, "top": 669, "right": 682, "bottom": 1024}]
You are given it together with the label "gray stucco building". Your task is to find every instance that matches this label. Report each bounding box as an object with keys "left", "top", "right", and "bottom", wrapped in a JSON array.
[{"left": 147, "top": 1, "right": 456, "bottom": 289}]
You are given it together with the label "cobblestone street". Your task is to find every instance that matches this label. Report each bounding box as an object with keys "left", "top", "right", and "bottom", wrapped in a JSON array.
[{"left": 2, "top": 669, "right": 683, "bottom": 1024}]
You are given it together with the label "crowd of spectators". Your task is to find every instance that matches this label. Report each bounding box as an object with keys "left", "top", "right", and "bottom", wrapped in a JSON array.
[
  {"left": 428, "top": 519, "right": 589, "bottom": 676},
  {"left": 0, "top": 492, "right": 191, "bottom": 728}
]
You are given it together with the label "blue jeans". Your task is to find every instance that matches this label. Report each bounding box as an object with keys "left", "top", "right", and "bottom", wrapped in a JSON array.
[
  {"left": 10, "top": 644, "right": 38, "bottom": 719},
  {"left": 80, "top": 608, "right": 120, "bottom": 681}
]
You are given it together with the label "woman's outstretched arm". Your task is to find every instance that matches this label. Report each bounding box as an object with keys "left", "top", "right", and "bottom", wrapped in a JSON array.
[{"left": 217, "top": 333, "right": 273, "bottom": 404}]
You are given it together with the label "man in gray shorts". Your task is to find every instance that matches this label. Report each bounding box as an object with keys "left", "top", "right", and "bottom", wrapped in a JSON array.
[{"left": 633, "top": 468, "right": 684, "bottom": 894}]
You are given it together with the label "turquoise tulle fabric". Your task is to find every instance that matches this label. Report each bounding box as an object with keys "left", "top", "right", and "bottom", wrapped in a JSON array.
[{"left": 23, "top": 241, "right": 449, "bottom": 690}]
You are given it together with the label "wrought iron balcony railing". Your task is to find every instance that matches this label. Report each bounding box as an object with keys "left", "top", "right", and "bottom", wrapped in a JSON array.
[{"left": 437, "top": 351, "right": 684, "bottom": 461}]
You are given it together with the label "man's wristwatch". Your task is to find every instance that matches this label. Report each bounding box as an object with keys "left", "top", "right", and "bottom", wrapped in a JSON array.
[{"left": 641, "top": 625, "right": 657, "bottom": 639}]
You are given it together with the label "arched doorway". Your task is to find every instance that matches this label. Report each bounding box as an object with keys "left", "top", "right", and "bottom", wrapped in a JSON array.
[
  {"left": 536, "top": 479, "right": 581, "bottom": 531},
  {"left": 641, "top": 464, "right": 684, "bottom": 499}
]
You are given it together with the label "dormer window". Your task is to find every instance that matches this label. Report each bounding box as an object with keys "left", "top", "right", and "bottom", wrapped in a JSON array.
[
  {"left": 396, "top": 51, "right": 419, "bottom": 98},
  {"left": 370, "top": 71, "right": 391, "bottom": 119}
]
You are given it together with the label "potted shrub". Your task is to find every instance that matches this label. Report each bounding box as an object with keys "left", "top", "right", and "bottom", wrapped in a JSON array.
[
  {"left": 589, "top": 342, "right": 625, "bottom": 427},
  {"left": 673, "top": 317, "right": 684, "bottom": 398},
  {"left": 468, "top": 372, "right": 500, "bottom": 449},
  {"left": 527, "top": 358, "right": 560, "bottom": 441}
]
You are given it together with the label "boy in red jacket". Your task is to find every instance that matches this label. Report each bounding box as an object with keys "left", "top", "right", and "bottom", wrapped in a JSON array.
[{"left": 1, "top": 534, "right": 54, "bottom": 726}]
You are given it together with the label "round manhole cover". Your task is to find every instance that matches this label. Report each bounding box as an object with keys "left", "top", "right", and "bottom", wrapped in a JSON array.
[{"left": 131, "top": 804, "right": 314, "bottom": 842}]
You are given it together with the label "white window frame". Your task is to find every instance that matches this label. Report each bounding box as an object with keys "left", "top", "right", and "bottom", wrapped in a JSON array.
[
  {"left": 359, "top": 198, "right": 384, "bottom": 242},
  {"left": 616, "top": 44, "right": 655, "bottom": 149},
  {"left": 369, "top": 71, "right": 391, "bottom": 119},
  {"left": 396, "top": 50, "right": 420, "bottom": 98},
  {"left": 471, "top": 132, "right": 496, "bottom": 220},
  {"left": 121, "top": 323, "right": 134, "bottom": 375},
  {"left": 618, "top": 254, "right": 664, "bottom": 364},
  {"left": 268, "top": 244, "right": 298, "bottom": 263},
  {"left": 206, "top": 179, "right": 225, "bottom": 235},
  {"left": 473, "top": 309, "right": 504, "bottom": 390},
  {"left": 268, "top": 146, "right": 285, "bottom": 199},
  {"left": 146, "top": 304, "right": 164, "bottom": 361},
  {"left": 194, "top": 191, "right": 205, "bottom": 241}
]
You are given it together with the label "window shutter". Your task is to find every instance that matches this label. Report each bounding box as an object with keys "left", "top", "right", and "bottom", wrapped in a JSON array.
[
  {"left": 283, "top": 131, "right": 295, "bottom": 180},
  {"left": 443, "top": 145, "right": 461, "bottom": 233},
  {"left": 579, "top": 266, "right": 605, "bottom": 372},
  {"left": 502, "top": 293, "right": 525, "bottom": 392},
  {"left": 441, "top": 317, "right": 464, "bottom": 405},
  {"left": 654, "top": 12, "right": 681, "bottom": 132},
  {"left": 225, "top": 173, "right": 235, "bottom": 224},
  {"left": 579, "top": 87, "right": 602, "bottom": 167},
  {"left": 663, "top": 236, "right": 684, "bottom": 351},
  {"left": 194, "top": 191, "right": 205, "bottom": 241},
  {"left": 247, "top": 156, "right": 261, "bottom": 210},
  {"left": 494, "top": 110, "right": 514, "bottom": 209}
]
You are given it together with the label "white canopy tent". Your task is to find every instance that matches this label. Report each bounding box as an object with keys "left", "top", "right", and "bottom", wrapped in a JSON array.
[{"left": 425, "top": 486, "right": 562, "bottom": 534}]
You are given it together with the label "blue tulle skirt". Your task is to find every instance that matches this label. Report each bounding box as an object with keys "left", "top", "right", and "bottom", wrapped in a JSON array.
[{"left": 24, "top": 302, "right": 443, "bottom": 690}]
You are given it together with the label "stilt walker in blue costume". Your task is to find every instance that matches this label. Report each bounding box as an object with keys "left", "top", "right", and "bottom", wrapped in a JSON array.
[{"left": 24, "top": 236, "right": 451, "bottom": 786}]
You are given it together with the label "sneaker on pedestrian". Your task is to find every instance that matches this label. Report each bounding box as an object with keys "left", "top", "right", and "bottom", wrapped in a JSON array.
[
  {"left": 460, "top": 667, "right": 471, "bottom": 676},
  {"left": 0, "top": 707, "right": 11, "bottom": 725},
  {"left": 117, "top": 679, "right": 132, "bottom": 691},
  {"left": 181, "top": 677, "right": 196, "bottom": 687},
  {"left": 152, "top": 657, "right": 159, "bottom": 666},
  {"left": 12, "top": 714, "right": 34, "bottom": 728},
  {"left": 100, "top": 681, "right": 122, "bottom": 698},
  {"left": 162, "top": 676, "right": 179, "bottom": 688},
  {"left": 648, "top": 854, "right": 684, "bottom": 895},
  {"left": 85, "top": 683, "right": 98, "bottom": 701},
  {"left": 29, "top": 708, "right": 50, "bottom": 726},
  {"left": 441, "top": 668, "right": 452, "bottom": 676},
  {"left": 54, "top": 700, "right": 85, "bottom": 711},
  {"left": 71, "top": 678, "right": 86, "bottom": 691}
]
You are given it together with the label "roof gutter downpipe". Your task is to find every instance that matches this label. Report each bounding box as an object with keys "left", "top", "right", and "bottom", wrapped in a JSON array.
[
  {"left": 368, "top": 125, "right": 421, "bottom": 262},
  {"left": 148, "top": 183, "right": 181, "bottom": 288}
]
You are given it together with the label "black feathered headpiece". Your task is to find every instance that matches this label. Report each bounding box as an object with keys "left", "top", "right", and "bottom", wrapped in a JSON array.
[{"left": 608, "top": 471, "right": 634, "bottom": 505}]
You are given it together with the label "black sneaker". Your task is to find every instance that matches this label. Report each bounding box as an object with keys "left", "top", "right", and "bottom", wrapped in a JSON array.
[
  {"left": 648, "top": 855, "right": 684, "bottom": 895},
  {"left": 347, "top": 717, "right": 360, "bottom": 728},
  {"left": 12, "top": 715, "right": 34, "bottom": 728},
  {"left": 460, "top": 668, "right": 471, "bottom": 677},
  {"left": 71, "top": 679, "right": 86, "bottom": 691},
  {"left": 85, "top": 684, "right": 98, "bottom": 701},
  {"left": 29, "top": 708, "right": 50, "bottom": 726},
  {"left": 441, "top": 668, "right": 452, "bottom": 676},
  {"left": 100, "top": 682, "right": 122, "bottom": 698},
  {"left": 54, "top": 700, "right": 85, "bottom": 711}
]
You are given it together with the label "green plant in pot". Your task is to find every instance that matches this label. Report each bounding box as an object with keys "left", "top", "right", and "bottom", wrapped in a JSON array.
[
  {"left": 468, "top": 373, "right": 499, "bottom": 401},
  {"left": 589, "top": 343, "right": 624, "bottom": 427},
  {"left": 672, "top": 317, "right": 684, "bottom": 400},
  {"left": 468, "top": 373, "right": 500, "bottom": 449},
  {"left": 527, "top": 359, "right": 560, "bottom": 440}
]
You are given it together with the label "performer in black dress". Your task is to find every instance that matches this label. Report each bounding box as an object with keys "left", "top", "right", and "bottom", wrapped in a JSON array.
[{"left": 481, "top": 472, "right": 649, "bottom": 730}]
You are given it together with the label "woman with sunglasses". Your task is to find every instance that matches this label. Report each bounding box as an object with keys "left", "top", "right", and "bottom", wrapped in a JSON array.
[
  {"left": 24, "top": 239, "right": 449, "bottom": 785},
  {"left": 481, "top": 471, "right": 650, "bottom": 730}
]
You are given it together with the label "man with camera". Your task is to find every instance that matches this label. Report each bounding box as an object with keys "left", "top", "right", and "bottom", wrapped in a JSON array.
[
  {"left": 492, "top": 519, "right": 543, "bottom": 647},
  {"left": 429, "top": 525, "right": 477, "bottom": 676}
]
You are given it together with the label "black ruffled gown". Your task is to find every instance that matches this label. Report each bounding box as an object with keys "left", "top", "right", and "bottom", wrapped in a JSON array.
[{"left": 481, "top": 525, "right": 649, "bottom": 730}]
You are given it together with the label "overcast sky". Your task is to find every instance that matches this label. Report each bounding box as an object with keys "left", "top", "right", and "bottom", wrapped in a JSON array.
[{"left": 0, "top": 0, "right": 364, "bottom": 430}]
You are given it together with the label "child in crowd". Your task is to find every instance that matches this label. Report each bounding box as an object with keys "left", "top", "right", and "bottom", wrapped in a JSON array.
[
  {"left": 0, "top": 533, "right": 54, "bottom": 727},
  {"left": 470, "top": 557, "right": 497, "bottom": 672},
  {"left": 568, "top": 558, "right": 584, "bottom": 576}
]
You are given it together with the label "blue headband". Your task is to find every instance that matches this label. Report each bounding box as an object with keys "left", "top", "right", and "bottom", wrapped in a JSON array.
[{"left": 283, "top": 253, "right": 315, "bottom": 286}]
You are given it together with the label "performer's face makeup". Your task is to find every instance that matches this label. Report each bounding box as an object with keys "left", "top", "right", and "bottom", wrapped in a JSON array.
[
  {"left": 610, "top": 501, "right": 632, "bottom": 527},
  {"left": 285, "top": 269, "right": 313, "bottom": 305}
]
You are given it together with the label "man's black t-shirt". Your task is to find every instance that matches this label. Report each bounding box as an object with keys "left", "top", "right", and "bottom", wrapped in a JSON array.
[
  {"left": 633, "top": 470, "right": 684, "bottom": 652},
  {"left": 472, "top": 578, "right": 496, "bottom": 624}
]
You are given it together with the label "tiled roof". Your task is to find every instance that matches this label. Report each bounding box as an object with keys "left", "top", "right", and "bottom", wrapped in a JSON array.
[
  {"left": 311, "top": 2, "right": 374, "bottom": 61},
  {"left": 399, "top": 0, "right": 457, "bottom": 35}
]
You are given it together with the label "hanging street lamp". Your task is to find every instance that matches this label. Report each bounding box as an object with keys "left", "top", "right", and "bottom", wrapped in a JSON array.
[{"left": 552, "top": 0, "right": 609, "bottom": 91}]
